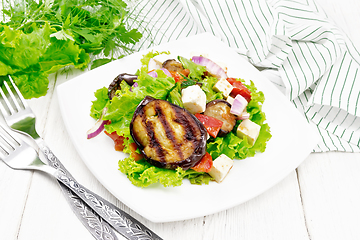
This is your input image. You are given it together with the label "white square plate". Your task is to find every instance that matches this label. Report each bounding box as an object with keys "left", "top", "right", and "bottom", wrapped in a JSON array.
[{"left": 57, "top": 33, "right": 318, "bottom": 223}]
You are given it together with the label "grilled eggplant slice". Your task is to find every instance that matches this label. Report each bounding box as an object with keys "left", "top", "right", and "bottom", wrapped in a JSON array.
[
  {"left": 204, "top": 99, "right": 237, "bottom": 137},
  {"left": 108, "top": 73, "right": 138, "bottom": 100},
  {"left": 130, "top": 96, "right": 207, "bottom": 170},
  {"left": 162, "top": 59, "right": 184, "bottom": 72}
]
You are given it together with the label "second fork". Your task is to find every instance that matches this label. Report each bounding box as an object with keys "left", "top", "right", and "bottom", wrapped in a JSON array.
[{"left": 0, "top": 76, "right": 163, "bottom": 240}]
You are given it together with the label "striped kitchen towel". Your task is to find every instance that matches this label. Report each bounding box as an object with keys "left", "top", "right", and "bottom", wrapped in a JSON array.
[{"left": 126, "top": 0, "right": 360, "bottom": 152}]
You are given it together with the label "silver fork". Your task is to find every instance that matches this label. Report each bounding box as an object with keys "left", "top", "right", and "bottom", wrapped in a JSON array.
[
  {"left": 0, "top": 76, "right": 162, "bottom": 240},
  {"left": 0, "top": 78, "right": 118, "bottom": 240}
]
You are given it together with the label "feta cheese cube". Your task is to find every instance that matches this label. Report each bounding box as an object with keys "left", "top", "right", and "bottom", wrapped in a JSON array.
[
  {"left": 226, "top": 95, "right": 235, "bottom": 105},
  {"left": 213, "top": 78, "right": 233, "bottom": 98},
  {"left": 236, "top": 119, "right": 261, "bottom": 146},
  {"left": 208, "top": 154, "right": 233, "bottom": 183},
  {"left": 181, "top": 85, "right": 207, "bottom": 114}
]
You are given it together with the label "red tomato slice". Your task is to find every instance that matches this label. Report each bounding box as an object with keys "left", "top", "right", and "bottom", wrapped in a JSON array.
[
  {"left": 170, "top": 71, "right": 181, "bottom": 83},
  {"left": 227, "top": 78, "right": 252, "bottom": 102},
  {"left": 170, "top": 69, "right": 190, "bottom": 83},
  {"left": 105, "top": 131, "right": 126, "bottom": 151},
  {"left": 195, "top": 113, "right": 223, "bottom": 138},
  {"left": 129, "top": 142, "right": 144, "bottom": 161},
  {"left": 191, "top": 152, "right": 213, "bottom": 173}
]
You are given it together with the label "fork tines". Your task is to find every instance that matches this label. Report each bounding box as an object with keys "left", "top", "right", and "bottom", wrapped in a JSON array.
[
  {"left": 0, "top": 125, "right": 20, "bottom": 158},
  {"left": 0, "top": 76, "right": 27, "bottom": 116}
]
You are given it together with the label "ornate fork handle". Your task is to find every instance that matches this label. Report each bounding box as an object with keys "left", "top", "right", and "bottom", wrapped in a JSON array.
[{"left": 38, "top": 141, "right": 162, "bottom": 240}]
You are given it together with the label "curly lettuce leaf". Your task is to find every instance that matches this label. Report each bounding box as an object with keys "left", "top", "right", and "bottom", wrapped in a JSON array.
[
  {"left": 183, "top": 170, "right": 214, "bottom": 185},
  {"left": 118, "top": 157, "right": 186, "bottom": 187},
  {"left": 118, "top": 156, "right": 213, "bottom": 187},
  {"left": 178, "top": 56, "right": 206, "bottom": 80},
  {"left": 39, "top": 38, "right": 90, "bottom": 73},
  {"left": 0, "top": 22, "right": 90, "bottom": 98},
  {"left": 11, "top": 72, "right": 50, "bottom": 99},
  {"left": 0, "top": 24, "right": 52, "bottom": 73},
  {"left": 138, "top": 50, "right": 170, "bottom": 75},
  {"left": 90, "top": 87, "right": 109, "bottom": 119}
]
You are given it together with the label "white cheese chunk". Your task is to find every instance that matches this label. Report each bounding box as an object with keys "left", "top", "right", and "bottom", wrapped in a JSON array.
[
  {"left": 236, "top": 119, "right": 261, "bottom": 146},
  {"left": 226, "top": 95, "right": 235, "bottom": 105},
  {"left": 213, "top": 78, "right": 233, "bottom": 98},
  {"left": 181, "top": 85, "right": 207, "bottom": 114},
  {"left": 208, "top": 154, "right": 233, "bottom": 183}
]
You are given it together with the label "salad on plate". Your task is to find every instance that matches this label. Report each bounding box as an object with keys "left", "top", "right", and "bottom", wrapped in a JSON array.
[{"left": 88, "top": 51, "right": 272, "bottom": 187}]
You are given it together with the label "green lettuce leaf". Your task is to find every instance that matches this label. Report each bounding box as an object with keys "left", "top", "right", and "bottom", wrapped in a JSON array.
[
  {"left": 90, "top": 87, "right": 109, "bottom": 119},
  {"left": 166, "top": 82, "right": 183, "bottom": 107},
  {"left": 12, "top": 72, "right": 50, "bottom": 99},
  {"left": 39, "top": 38, "right": 90, "bottom": 73},
  {"left": 118, "top": 157, "right": 185, "bottom": 187},
  {"left": 0, "top": 23, "right": 52, "bottom": 73},
  {"left": 118, "top": 156, "right": 213, "bottom": 187},
  {"left": 178, "top": 56, "right": 206, "bottom": 80},
  {"left": 0, "top": 22, "right": 90, "bottom": 98},
  {"left": 199, "top": 76, "right": 223, "bottom": 103}
]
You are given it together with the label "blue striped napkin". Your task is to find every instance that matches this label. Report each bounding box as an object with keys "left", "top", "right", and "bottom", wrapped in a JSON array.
[{"left": 127, "top": 0, "right": 360, "bottom": 152}]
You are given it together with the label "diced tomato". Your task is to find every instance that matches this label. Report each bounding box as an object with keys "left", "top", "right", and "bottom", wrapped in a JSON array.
[
  {"left": 191, "top": 152, "right": 213, "bottom": 173},
  {"left": 170, "top": 69, "right": 190, "bottom": 83},
  {"left": 170, "top": 71, "right": 181, "bottom": 83},
  {"left": 226, "top": 77, "right": 237, "bottom": 85},
  {"left": 195, "top": 113, "right": 223, "bottom": 138},
  {"left": 105, "top": 131, "right": 126, "bottom": 151},
  {"left": 226, "top": 78, "right": 252, "bottom": 102},
  {"left": 104, "top": 131, "right": 143, "bottom": 160},
  {"left": 181, "top": 68, "right": 190, "bottom": 77},
  {"left": 129, "top": 142, "right": 144, "bottom": 161}
]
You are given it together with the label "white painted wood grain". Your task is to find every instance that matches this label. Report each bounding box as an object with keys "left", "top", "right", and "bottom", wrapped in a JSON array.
[
  {"left": 298, "top": 153, "right": 360, "bottom": 240},
  {"left": 1, "top": 0, "right": 360, "bottom": 239}
]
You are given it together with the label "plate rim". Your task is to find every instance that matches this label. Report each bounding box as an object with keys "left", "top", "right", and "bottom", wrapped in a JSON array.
[{"left": 57, "top": 33, "right": 319, "bottom": 222}]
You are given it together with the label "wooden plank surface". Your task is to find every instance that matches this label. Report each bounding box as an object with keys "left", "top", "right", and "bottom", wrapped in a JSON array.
[{"left": 1, "top": 0, "right": 360, "bottom": 239}]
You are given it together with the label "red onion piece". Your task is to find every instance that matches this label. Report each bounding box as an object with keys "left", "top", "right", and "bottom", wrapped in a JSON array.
[
  {"left": 230, "top": 95, "right": 248, "bottom": 115},
  {"left": 87, "top": 119, "right": 110, "bottom": 139},
  {"left": 148, "top": 71, "right": 158, "bottom": 78},
  {"left": 161, "top": 68, "right": 172, "bottom": 77},
  {"left": 191, "top": 56, "right": 227, "bottom": 79},
  {"left": 148, "top": 69, "right": 172, "bottom": 78},
  {"left": 87, "top": 108, "right": 109, "bottom": 139},
  {"left": 129, "top": 82, "right": 138, "bottom": 92}
]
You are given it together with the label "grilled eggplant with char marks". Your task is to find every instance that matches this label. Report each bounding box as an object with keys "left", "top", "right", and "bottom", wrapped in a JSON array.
[
  {"left": 108, "top": 73, "right": 138, "bottom": 100},
  {"left": 130, "top": 96, "right": 207, "bottom": 170},
  {"left": 204, "top": 99, "right": 237, "bottom": 137},
  {"left": 162, "top": 59, "right": 184, "bottom": 73}
]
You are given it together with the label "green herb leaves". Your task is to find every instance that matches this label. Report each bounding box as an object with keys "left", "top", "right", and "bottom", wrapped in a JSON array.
[{"left": 1, "top": 0, "right": 142, "bottom": 98}]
